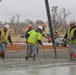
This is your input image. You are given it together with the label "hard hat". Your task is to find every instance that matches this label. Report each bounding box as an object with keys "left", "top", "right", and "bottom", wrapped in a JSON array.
[
  {"left": 38, "top": 26, "right": 43, "bottom": 30},
  {"left": 70, "top": 20, "right": 75, "bottom": 24},
  {"left": 4, "top": 24, "right": 9, "bottom": 30},
  {"left": 28, "top": 24, "right": 33, "bottom": 29}
]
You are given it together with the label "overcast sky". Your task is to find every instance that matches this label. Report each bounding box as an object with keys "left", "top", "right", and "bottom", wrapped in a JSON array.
[{"left": 0, "top": 0, "right": 76, "bottom": 23}]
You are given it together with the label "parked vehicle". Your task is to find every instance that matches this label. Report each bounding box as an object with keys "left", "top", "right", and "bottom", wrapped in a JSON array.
[{"left": 55, "top": 37, "right": 68, "bottom": 47}]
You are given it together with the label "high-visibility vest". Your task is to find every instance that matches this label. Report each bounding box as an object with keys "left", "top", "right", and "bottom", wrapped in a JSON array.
[
  {"left": 0, "top": 29, "right": 9, "bottom": 43},
  {"left": 28, "top": 30, "right": 42, "bottom": 44},
  {"left": 67, "top": 28, "right": 76, "bottom": 44}
]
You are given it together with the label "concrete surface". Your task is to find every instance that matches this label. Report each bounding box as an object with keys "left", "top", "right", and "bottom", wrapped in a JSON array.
[
  {"left": 0, "top": 43, "right": 75, "bottom": 75},
  {"left": 0, "top": 65, "right": 76, "bottom": 75}
]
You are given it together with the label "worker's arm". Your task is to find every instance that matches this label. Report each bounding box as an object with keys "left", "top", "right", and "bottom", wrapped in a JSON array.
[
  {"left": 37, "top": 40, "right": 43, "bottom": 46},
  {"left": 8, "top": 34, "right": 13, "bottom": 45}
]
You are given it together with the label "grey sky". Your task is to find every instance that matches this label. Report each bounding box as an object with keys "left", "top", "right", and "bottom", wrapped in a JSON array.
[{"left": 0, "top": 0, "right": 76, "bottom": 23}]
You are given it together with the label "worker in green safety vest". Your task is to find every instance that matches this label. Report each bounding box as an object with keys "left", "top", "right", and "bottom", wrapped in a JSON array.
[
  {"left": 64, "top": 20, "right": 76, "bottom": 61},
  {"left": 25, "top": 26, "right": 44, "bottom": 60}
]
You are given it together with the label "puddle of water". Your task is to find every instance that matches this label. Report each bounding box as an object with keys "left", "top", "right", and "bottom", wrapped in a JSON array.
[{"left": 0, "top": 65, "right": 76, "bottom": 75}]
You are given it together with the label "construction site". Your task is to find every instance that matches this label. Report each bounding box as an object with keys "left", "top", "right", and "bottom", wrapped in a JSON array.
[{"left": 0, "top": 0, "right": 76, "bottom": 75}]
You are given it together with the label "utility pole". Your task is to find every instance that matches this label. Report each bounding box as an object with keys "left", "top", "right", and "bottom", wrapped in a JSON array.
[
  {"left": 44, "top": 0, "right": 57, "bottom": 58},
  {"left": 0, "top": 0, "right": 2, "bottom": 2}
]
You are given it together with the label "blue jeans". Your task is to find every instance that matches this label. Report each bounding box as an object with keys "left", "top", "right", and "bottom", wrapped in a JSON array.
[
  {"left": 28, "top": 44, "right": 38, "bottom": 55},
  {"left": 0, "top": 42, "right": 7, "bottom": 52},
  {"left": 26, "top": 43, "right": 29, "bottom": 53}
]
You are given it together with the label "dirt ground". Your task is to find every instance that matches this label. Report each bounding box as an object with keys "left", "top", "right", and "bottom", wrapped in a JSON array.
[{"left": 7, "top": 43, "right": 68, "bottom": 50}]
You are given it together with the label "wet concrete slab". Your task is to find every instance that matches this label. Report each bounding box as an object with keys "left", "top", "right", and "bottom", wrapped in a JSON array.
[{"left": 0, "top": 65, "right": 76, "bottom": 75}]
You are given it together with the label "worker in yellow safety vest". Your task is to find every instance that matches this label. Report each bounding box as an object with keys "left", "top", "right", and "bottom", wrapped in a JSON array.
[
  {"left": 0, "top": 24, "right": 13, "bottom": 59},
  {"left": 25, "top": 24, "right": 33, "bottom": 57},
  {"left": 25, "top": 26, "right": 44, "bottom": 60},
  {"left": 64, "top": 20, "right": 76, "bottom": 61}
]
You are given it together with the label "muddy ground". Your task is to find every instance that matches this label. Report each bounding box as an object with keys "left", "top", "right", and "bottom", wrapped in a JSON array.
[{"left": 0, "top": 46, "right": 76, "bottom": 71}]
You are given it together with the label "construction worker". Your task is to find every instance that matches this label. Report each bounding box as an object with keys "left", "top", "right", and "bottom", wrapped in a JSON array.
[
  {"left": 25, "top": 26, "right": 44, "bottom": 60},
  {"left": 64, "top": 20, "right": 76, "bottom": 60},
  {"left": 25, "top": 24, "right": 33, "bottom": 43},
  {"left": 0, "top": 24, "right": 13, "bottom": 59},
  {"left": 25, "top": 24, "right": 33, "bottom": 57}
]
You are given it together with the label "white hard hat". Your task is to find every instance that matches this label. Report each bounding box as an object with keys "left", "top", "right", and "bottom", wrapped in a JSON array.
[
  {"left": 4, "top": 24, "right": 9, "bottom": 30},
  {"left": 70, "top": 20, "right": 75, "bottom": 24},
  {"left": 38, "top": 26, "right": 43, "bottom": 30}
]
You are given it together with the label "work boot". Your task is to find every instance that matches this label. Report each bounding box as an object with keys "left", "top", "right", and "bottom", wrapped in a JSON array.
[
  {"left": 1, "top": 55, "right": 5, "bottom": 59},
  {"left": 0, "top": 54, "right": 1, "bottom": 58},
  {"left": 25, "top": 56, "right": 28, "bottom": 60},
  {"left": 29, "top": 55, "right": 33, "bottom": 58},
  {"left": 0, "top": 52, "right": 1, "bottom": 58},
  {"left": 70, "top": 54, "right": 75, "bottom": 61},
  {"left": 70, "top": 57, "right": 72, "bottom": 60},
  {"left": 25, "top": 54, "right": 32, "bottom": 60},
  {"left": 1, "top": 52, "right": 5, "bottom": 59}
]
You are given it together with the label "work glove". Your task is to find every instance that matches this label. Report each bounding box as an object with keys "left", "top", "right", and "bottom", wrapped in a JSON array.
[
  {"left": 41, "top": 43, "right": 43, "bottom": 46},
  {"left": 42, "top": 44, "right": 43, "bottom": 46},
  {"left": 11, "top": 43, "right": 13, "bottom": 45},
  {"left": 26, "top": 41, "right": 28, "bottom": 43}
]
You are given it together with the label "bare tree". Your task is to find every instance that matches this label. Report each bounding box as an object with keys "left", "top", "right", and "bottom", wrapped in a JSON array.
[
  {"left": 57, "top": 8, "right": 70, "bottom": 29},
  {"left": 0, "top": 21, "right": 2, "bottom": 28},
  {"left": 51, "top": 7, "right": 71, "bottom": 33},
  {"left": 25, "top": 19, "right": 34, "bottom": 26},
  {"left": 35, "top": 20, "right": 44, "bottom": 24},
  {"left": 10, "top": 15, "right": 15, "bottom": 26},
  {"left": 16, "top": 15, "right": 20, "bottom": 24}
]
